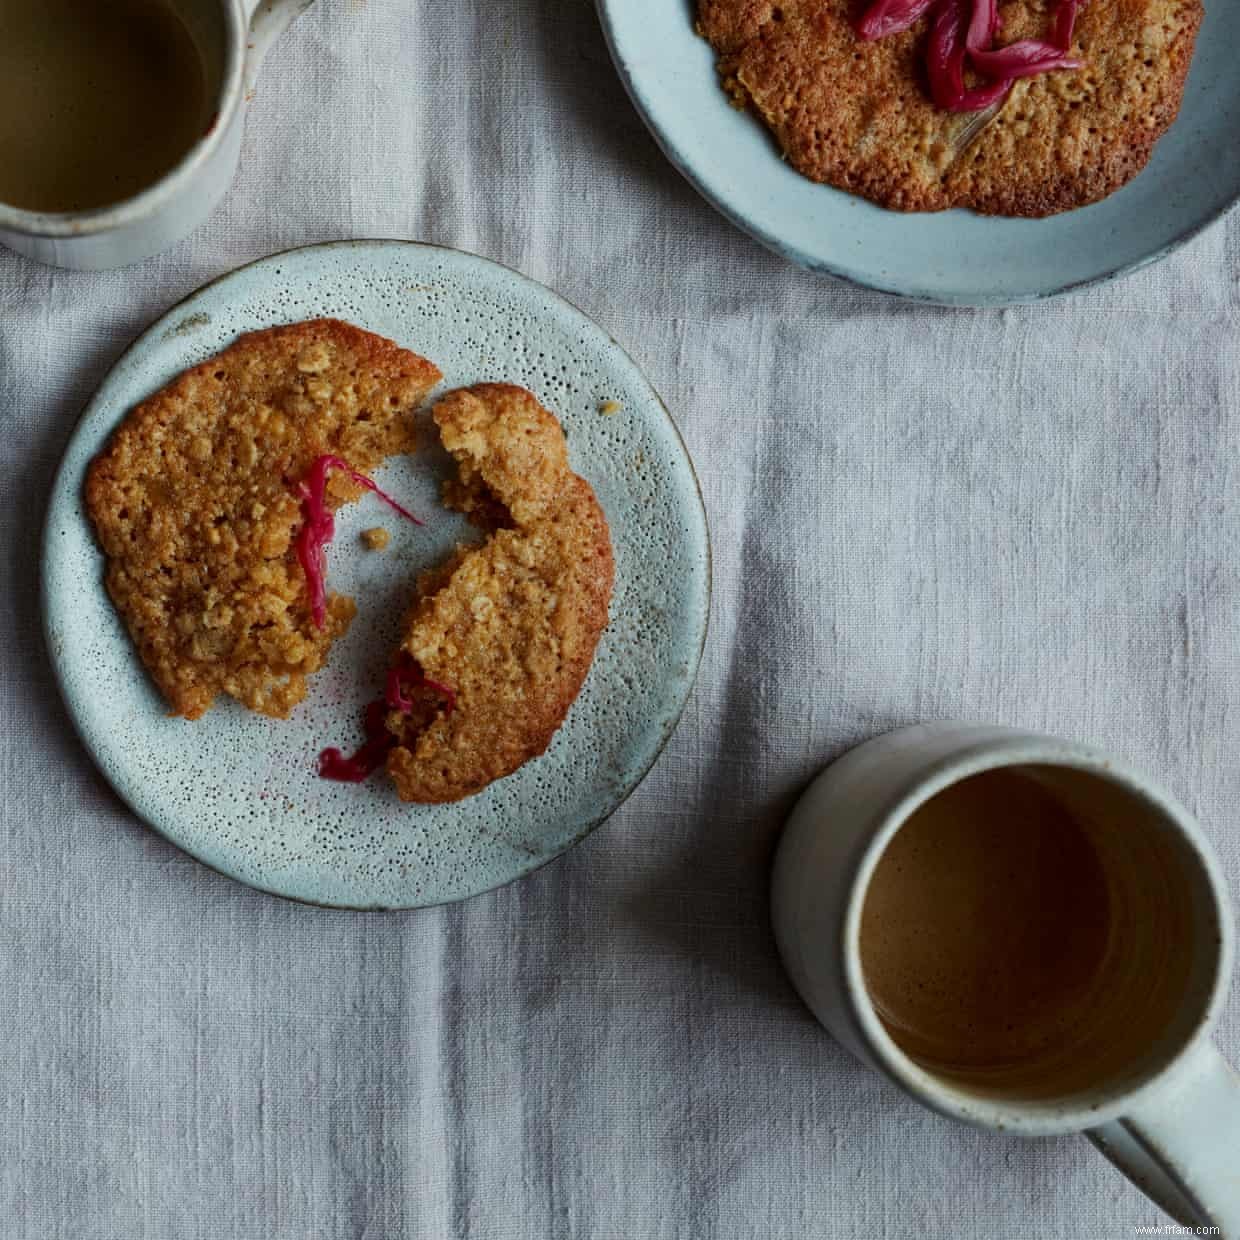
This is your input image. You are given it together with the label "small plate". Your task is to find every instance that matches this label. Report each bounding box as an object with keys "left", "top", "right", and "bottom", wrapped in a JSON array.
[
  {"left": 42, "top": 241, "right": 710, "bottom": 909},
  {"left": 599, "top": 0, "right": 1240, "bottom": 304}
]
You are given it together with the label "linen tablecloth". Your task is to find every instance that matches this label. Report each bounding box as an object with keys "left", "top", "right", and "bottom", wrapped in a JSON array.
[{"left": 2, "top": 1, "right": 1238, "bottom": 1235}]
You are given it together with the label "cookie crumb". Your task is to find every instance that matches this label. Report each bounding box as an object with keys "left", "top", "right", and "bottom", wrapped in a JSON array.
[
  {"left": 362, "top": 526, "right": 390, "bottom": 550},
  {"left": 599, "top": 399, "right": 621, "bottom": 416}
]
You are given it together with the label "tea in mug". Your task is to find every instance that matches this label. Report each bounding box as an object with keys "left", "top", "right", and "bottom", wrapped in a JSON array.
[{"left": 0, "top": 0, "right": 209, "bottom": 212}]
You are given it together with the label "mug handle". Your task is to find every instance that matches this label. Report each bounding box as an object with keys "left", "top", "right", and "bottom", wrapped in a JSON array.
[
  {"left": 243, "top": 0, "right": 318, "bottom": 94},
  {"left": 1088, "top": 1041, "right": 1240, "bottom": 1231}
]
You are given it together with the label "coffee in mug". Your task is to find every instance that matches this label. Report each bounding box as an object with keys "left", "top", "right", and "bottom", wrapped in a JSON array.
[
  {"left": 771, "top": 724, "right": 1240, "bottom": 1230},
  {"left": 856, "top": 764, "right": 1199, "bottom": 1100},
  {"left": 860, "top": 768, "right": 1113, "bottom": 1078}
]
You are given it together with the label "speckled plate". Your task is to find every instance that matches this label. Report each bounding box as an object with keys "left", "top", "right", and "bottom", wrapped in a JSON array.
[
  {"left": 599, "top": 0, "right": 1239, "bottom": 304},
  {"left": 41, "top": 241, "right": 710, "bottom": 909}
]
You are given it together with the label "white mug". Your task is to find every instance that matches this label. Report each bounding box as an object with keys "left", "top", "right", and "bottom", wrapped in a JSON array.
[
  {"left": 772, "top": 722, "right": 1240, "bottom": 1233},
  {"left": 0, "top": 0, "right": 314, "bottom": 270}
]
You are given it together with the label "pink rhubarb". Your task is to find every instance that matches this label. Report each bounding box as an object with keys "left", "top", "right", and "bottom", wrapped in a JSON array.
[
  {"left": 856, "top": 0, "right": 1085, "bottom": 113},
  {"left": 293, "top": 454, "right": 422, "bottom": 630}
]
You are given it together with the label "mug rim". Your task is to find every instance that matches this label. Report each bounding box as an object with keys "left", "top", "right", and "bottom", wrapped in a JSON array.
[
  {"left": 840, "top": 735, "right": 1236, "bottom": 1137},
  {"left": 0, "top": 0, "right": 246, "bottom": 237}
]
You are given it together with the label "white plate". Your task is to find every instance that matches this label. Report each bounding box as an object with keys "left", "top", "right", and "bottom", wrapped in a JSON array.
[
  {"left": 42, "top": 241, "right": 710, "bottom": 908},
  {"left": 599, "top": 0, "right": 1240, "bottom": 304}
]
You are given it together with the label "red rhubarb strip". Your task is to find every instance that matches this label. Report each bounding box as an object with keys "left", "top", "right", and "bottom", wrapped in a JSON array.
[
  {"left": 970, "top": 39, "right": 1081, "bottom": 78},
  {"left": 318, "top": 657, "right": 456, "bottom": 784},
  {"left": 293, "top": 454, "right": 422, "bottom": 630},
  {"left": 855, "top": 0, "right": 937, "bottom": 41}
]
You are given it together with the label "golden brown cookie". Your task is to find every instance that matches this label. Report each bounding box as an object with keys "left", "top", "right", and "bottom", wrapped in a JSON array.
[
  {"left": 382, "top": 384, "right": 614, "bottom": 804},
  {"left": 85, "top": 318, "right": 441, "bottom": 720},
  {"left": 697, "top": 0, "right": 1203, "bottom": 215}
]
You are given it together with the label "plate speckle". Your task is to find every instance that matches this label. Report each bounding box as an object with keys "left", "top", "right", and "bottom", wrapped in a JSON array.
[{"left": 41, "top": 240, "right": 710, "bottom": 909}]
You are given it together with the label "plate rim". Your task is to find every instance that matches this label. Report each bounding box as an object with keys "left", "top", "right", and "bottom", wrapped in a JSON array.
[
  {"left": 40, "top": 237, "right": 712, "bottom": 911},
  {"left": 596, "top": 0, "right": 1240, "bottom": 306}
]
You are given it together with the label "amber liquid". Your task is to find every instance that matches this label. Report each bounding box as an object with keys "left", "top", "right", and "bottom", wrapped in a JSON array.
[
  {"left": 0, "top": 0, "right": 209, "bottom": 212},
  {"left": 860, "top": 769, "right": 1114, "bottom": 1073}
]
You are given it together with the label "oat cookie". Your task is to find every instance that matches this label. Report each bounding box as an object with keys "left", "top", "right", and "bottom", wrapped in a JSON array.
[
  {"left": 697, "top": 0, "right": 1203, "bottom": 215},
  {"left": 85, "top": 318, "right": 441, "bottom": 719},
  {"left": 382, "top": 384, "right": 614, "bottom": 803}
]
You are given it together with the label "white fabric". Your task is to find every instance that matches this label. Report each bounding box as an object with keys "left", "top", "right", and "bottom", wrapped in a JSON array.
[{"left": 1, "top": 1, "right": 1238, "bottom": 1235}]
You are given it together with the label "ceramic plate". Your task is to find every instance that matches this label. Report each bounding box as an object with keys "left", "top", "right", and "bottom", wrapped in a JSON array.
[
  {"left": 598, "top": 0, "right": 1239, "bottom": 304},
  {"left": 42, "top": 241, "right": 710, "bottom": 909}
]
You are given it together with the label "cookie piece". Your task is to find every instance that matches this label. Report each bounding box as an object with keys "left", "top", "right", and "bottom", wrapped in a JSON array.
[
  {"left": 85, "top": 318, "right": 441, "bottom": 719},
  {"left": 697, "top": 0, "right": 1203, "bottom": 215},
  {"left": 383, "top": 384, "right": 613, "bottom": 803}
]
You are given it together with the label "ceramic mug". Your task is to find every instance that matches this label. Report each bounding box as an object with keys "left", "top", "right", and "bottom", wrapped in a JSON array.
[
  {"left": 772, "top": 722, "right": 1240, "bottom": 1232},
  {"left": 0, "top": 0, "right": 314, "bottom": 270}
]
